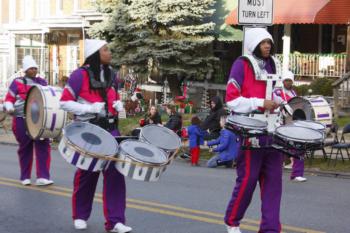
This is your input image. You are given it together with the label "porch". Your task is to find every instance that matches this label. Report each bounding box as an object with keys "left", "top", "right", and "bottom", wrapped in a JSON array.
[{"left": 275, "top": 53, "right": 348, "bottom": 80}]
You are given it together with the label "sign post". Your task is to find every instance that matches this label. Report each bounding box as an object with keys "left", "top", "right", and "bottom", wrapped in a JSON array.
[
  {"left": 238, "top": 0, "right": 274, "bottom": 55},
  {"left": 238, "top": 0, "right": 274, "bottom": 25}
]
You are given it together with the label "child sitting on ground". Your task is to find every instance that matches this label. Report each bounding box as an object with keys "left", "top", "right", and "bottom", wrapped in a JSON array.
[{"left": 207, "top": 115, "right": 240, "bottom": 168}]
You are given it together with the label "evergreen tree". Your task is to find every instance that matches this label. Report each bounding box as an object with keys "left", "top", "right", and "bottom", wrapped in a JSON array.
[{"left": 89, "top": 0, "right": 219, "bottom": 95}]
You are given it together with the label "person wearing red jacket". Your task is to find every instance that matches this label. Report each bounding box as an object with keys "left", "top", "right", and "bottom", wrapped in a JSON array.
[
  {"left": 60, "top": 39, "right": 131, "bottom": 233},
  {"left": 4, "top": 56, "right": 53, "bottom": 186},
  {"left": 225, "top": 28, "right": 283, "bottom": 233},
  {"left": 273, "top": 71, "right": 307, "bottom": 182}
]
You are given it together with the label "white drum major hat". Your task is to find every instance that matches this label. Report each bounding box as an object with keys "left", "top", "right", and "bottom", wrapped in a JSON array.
[
  {"left": 84, "top": 39, "right": 107, "bottom": 60},
  {"left": 244, "top": 27, "right": 274, "bottom": 55}
]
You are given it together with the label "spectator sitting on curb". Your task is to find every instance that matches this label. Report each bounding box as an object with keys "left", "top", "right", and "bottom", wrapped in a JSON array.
[{"left": 206, "top": 115, "right": 240, "bottom": 168}]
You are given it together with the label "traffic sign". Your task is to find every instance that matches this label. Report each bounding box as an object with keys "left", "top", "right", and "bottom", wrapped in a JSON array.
[{"left": 238, "top": 0, "right": 274, "bottom": 25}]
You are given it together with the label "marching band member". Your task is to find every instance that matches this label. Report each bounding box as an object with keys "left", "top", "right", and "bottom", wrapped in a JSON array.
[
  {"left": 60, "top": 39, "right": 131, "bottom": 233},
  {"left": 4, "top": 55, "right": 53, "bottom": 186},
  {"left": 225, "top": 28, "right": 283, "bottom": 233},
  {"left": 273, "top": 71, "right": 307, "bottom": 182}
]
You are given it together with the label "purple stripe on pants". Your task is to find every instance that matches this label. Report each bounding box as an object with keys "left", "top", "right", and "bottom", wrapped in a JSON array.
[
  {"left": 72, "top": 128, "right": 124, "bottom": 231},
  {"left": 291, "top": 157, "right": 304, "bottom": 179},
  {"left": 12, "top": 117, "right": 51, "bottom": 180},
  {"left": 225, "top": 140, "right": 283, "bottom": 233}
]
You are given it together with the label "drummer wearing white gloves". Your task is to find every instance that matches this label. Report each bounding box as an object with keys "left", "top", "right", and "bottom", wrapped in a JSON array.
[
  {"left": 59, "top": 39, "right": 131, "bottom": 233},
  {"left": 4, "top": 55, "right": 53, "bottom": 186},
  {"left": 224, "top": 28, "right": 283, "bottom": 233},
  {"left": 273, "top": 71, "right": 307, "bottom": 182}
]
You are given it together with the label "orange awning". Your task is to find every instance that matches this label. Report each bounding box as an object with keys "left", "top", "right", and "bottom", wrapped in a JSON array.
[{"left": 226, "top": 0, "right": 350, "bottom": 25}]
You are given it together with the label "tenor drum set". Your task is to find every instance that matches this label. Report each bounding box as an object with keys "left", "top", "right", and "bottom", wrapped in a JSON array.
[
  {"left": 58, "top": 122, "right": 180, "bottom": 182},
  {"left": 225, "top": 95, "right": 333, "bottom": 159}
]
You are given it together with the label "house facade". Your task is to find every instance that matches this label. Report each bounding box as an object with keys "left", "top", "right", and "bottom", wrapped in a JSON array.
[{"left": 0, "top": 0, "right": 102, "bottom": 97}]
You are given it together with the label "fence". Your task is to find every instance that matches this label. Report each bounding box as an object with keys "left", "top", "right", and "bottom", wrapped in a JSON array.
[{"left": 276, "top": 53, "right": 347, "bottom": 78}]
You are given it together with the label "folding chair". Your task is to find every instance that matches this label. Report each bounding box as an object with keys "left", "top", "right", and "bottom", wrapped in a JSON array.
[
  {"left": 328, "top": 123, "right": 350, "bottom": 166},
  {"left": 306, "top": 123, "right": 338, "bottom": 165}
]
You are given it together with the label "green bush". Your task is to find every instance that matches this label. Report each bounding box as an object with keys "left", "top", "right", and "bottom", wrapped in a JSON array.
[{"left": 294, "top": 78, "right": 333, "bottom": 96}]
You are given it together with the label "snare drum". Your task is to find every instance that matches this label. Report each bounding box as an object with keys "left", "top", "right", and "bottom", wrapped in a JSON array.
[
  {"left": 274, "top": 125, "right": 324, "bottom": 152},
  {"left": 25, "top": 85, "right": 67, "bottom": 139},
  {"left": 58, "top": 122, "right": 118, "bottom": 172},
  {"left": 139, "top": 125, "right": 181, "bottom": 158},
  {"left": 286, "top": 96, "right": 332, "bottom": 127},
  {"left": 115, "top": 139, "right": 168, "bottom": 182},
  {"left": 226, "top": 115, "right": 268, "bottom": 137}
]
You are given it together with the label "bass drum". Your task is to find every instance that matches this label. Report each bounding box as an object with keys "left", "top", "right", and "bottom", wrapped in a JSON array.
[
  {"left": 286, "top": 96, "right": 332, "bottom": 127},
  {"left": 25, "top": 85, "right": 67, "bottom": 139}
]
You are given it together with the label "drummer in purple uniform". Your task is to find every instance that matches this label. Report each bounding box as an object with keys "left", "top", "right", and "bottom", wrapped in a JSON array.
[
  {"left": 273, "top": 71, "right": 307, "bottom": 182},
  {"left": 4, "top": 55, "right": 53, "bottom": 186},
  {"left": 225, "top": 28, "right": 283, "bottom": 233},
  {"left": 60, "top": 39, "right": 132, "bottom": 233}
]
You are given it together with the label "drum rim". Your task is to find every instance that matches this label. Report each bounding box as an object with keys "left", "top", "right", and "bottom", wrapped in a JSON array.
[
  {"left": 289, "top": 120, "right": 326, "bottom": 131},
  {"left": 25, "top": 85, "right": 47, "bottom": 139},
  {"left": 227, "top": 115, "right": 268, "bottom": 130},
  {"left": 274, "top": 125, "right": 323, "bottom": 143},
  {"left": 118, "top": 139, "right": 168, "bottom": 165},
  {"left": 63, "top": 121, "right": 119, "bottom": 158},
  {"left": 140, "top": 124, "right": 181, "bottom": 150}
]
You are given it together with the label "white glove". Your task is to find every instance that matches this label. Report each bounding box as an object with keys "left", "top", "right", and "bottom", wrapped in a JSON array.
[
  {"left": 113, "top": 100, "right": 124, "bottom": 112},
  {"left": 4, "top": 101, "right": 14, "bottom": 113},
  {"left": 89, "top": 102, "right": 105, "bottom": 114}
]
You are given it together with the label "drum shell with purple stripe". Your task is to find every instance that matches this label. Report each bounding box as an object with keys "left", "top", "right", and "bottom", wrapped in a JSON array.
[
  {"left": 286, "top": 96, "right": 332, "bottom": 127},
  {"left": 58, "top": 122, "right": 118, "bottom": 172},
  {"left": 115, "top": 139, "right": 168, "bottom": 182},
  {"left": 58, "top": 136, "right": 108, "bottom": 172},
  {"left": 25, "top": 85, "right": 67, "bottom": 139}
]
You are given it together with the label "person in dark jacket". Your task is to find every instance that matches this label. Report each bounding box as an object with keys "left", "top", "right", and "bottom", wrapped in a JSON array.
[
  {"left": 207, "top": 115, "right": 240, "bottom": 168},
  {"left": 201, "top": 96, "right": 227, "bottom": 140},
  {"left": 164, "top": 104, "right": 182, "bottom": 135}
]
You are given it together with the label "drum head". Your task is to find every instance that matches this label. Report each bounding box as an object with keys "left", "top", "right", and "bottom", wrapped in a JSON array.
[
  {"left": 227, "top": 115, "right": 267, "bottom": 130},
  {"left": 290, "top": 120, "right": 325, "bottom": 131},
  {"left": 140, "top": 125, "right": 181, "bottom": 151},
  {"left": 119, "top": 139, "right": 168, "bottom": 165},
  {"left": 64, "top": 122, "right": 118, "bottom": 157},
  {"left": 25, "top": 86, "right": 44, "bottom": 138},
  {"left": 275, "top": 125, "right": 323, "bottom": 142}
]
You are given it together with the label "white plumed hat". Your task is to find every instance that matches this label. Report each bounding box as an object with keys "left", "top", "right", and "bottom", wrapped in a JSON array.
[
  {"left": 244, "top": 27, "right": 273, "bottom": 55},
  {"left": 84, "top": 39, "right": 107, "bottom": 60},
  {"left": 22, "top": 55, "right": 38, "bottom": 72},
  {"left": 282, "top": 70, "right": 294, "bottom": 82}
]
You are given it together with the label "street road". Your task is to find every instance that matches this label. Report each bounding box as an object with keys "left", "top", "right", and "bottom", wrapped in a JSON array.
[{"left": 0, "top": 145, "right": 349, "bottom": 233}]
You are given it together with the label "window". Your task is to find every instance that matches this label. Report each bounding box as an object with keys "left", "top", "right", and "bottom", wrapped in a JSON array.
[
  {"left": 67, "top": 34, "right": 80, "bottom": 74},
  {"left": 15, "top": 34, "right": 49, "bottom": 77}
]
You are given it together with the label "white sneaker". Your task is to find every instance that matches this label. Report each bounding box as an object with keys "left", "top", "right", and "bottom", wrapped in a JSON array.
[
  {"left": 35, "top": 178, "right": 54, "bottom": 186},
  {"left": 227, "top": 225, "right": 242, "bottom": 233},
  {"left": 109, "top": 223, "right": 132, "bottom": 233},
  {"left": 74, "top": 219, "right": 87, "bottom": 230},
  {"left": 293, "top": 176, "right": 307, "bottom": 182},
  {"left": 284, "top": 163, "right": 293, "bottom": 169},
  {"left": 21, "top": 179, "right": 31, "bottom": 186}
]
